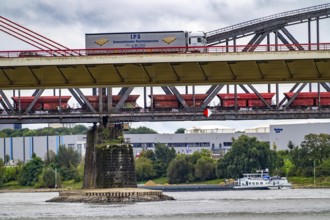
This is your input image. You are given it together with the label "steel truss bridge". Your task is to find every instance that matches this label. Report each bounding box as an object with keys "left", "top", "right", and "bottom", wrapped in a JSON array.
[{"left": 0, "top": 3, "right": 330, "bottom": 124}]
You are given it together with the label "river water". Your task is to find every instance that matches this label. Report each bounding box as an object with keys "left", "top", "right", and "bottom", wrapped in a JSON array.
[{"left": 1, "top": 189, "right": 330, "bottom": 220}]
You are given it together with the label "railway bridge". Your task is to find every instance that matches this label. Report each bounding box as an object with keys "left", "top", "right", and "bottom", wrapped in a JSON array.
[{"left": 0, "top": 3, "right": 330, "bottom": 124}]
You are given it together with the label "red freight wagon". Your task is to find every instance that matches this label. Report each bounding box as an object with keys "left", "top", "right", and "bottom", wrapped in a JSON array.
[
  {"left": 247, "top": 94, "right": 274, "bottom": 107},
  {"left": 150, "top": 95, "right": 178, "bottom": 109},
  {"left": 218, "top": 93, "right": 273, "bottom": 100},
  {"left": 85, "top": 95, "right": 139, "bottom": 110},
  {"left": 150, "top": 95, "right": 178, "bottom": 101},
  {"left": 12, "top": 96, "right": 71, "bottom": 111},
  {"left": 248, "top": 100, "right": 267, "bottom": 107},
  {"left": 181, "top": 94, "right": 208, "bottom": 107},
  {"left": 150, "top": 94, "right": 208, "bottom": 108},
  {"left": 290, "top": 99, "right": 314, "bottom": 106},
  {"left": 217, "top": 93, "right": 275, "bottom": 108},
  {"left": 316, "top": 99, "right": 330, "bottom": 106},
  {"left": 285, "top": 92, "right": 330, "bottom": 107},
  {"left": 38, "top": 96, "right": 71, "bottom": 110},
  {"left": 221, "top": 100, "right": 247, "bottom": 108},
  {"left": 285, "top": 92, "right": 330, "bottom": 99},
  {"left": 153, "top": 101, "right": 179, "bottom": 108},
  {"left": 284, "top": 93, "right": 314, "bottom": 106},
  {"left": 12, "top": 97, "right": 42, "bottom": 110}
]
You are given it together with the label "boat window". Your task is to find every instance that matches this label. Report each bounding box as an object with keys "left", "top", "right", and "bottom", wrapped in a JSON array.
[
  {"left": 260, "top": 182, "right": 263, "bottom": 185},
  {"left": 256, "top": 182, "right": 259, "bottom": 185}
]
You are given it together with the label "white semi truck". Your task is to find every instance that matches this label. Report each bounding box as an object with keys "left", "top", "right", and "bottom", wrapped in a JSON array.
[{"left": 85, "top": 31, "right": 206, "bottom": 54}]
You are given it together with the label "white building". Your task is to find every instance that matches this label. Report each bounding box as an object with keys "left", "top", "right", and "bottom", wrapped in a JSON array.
[{"left": 269, "top": 122, "right": 330, "bottom": 149}]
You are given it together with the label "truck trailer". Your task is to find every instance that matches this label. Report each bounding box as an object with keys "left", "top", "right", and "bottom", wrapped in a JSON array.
[{"left": 85, "top": 31, "right": 206, "bottom": 54}]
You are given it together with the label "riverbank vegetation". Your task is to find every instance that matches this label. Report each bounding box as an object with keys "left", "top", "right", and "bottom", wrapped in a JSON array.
[
  {"left": 135, "top": 133, "right": 330, "bottom": 186},
  {"left": 1, "top": 132, "right": 330, "bottom": 190},
  {"left": 0, "top": 145, "right": 83, "bottom": 189}
]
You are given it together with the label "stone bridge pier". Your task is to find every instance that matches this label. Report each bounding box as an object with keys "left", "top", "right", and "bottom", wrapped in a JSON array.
[{"left": 83, "top": 123, "right": 137, "bottom": 189}]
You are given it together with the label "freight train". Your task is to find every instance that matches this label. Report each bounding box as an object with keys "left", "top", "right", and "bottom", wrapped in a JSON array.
[
  {"left": 150, "top": 92, "right": 330, "bottom": 110},
  {"left": 85, "top": 31, "right": 207, "bottom": 54},
  {"left": 3, "top": 92, "right": 330, "bottom": 113}
]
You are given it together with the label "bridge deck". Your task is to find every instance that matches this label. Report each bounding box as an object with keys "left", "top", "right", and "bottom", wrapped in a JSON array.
[{"left": 1, "top": 47, "right": 330, "bottom": 89}]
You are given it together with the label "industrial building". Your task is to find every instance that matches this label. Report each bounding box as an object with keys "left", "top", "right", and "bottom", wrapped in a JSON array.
[
  {"left": 0, "top": 135, "right": 86, "bottom": 164},
  {"left": 0, "top": 122, "right": 329, "bottom": 164}
]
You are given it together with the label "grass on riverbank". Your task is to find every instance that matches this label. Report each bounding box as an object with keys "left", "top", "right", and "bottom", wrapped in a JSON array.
[
  {"left": 139, "top": 177, "right": 225, "bottom": 185},
  {"left": 0, "top": 180, "right": 83, "bottom": 191},
  {"left": 288, "top": 176, "right": 330, "bottom": 188},
  {"left": 61, "top": 180, "right": 83, "bottom": 189},
  {"left": 2, "top": 176, "right": 330, "bottom": 191},
  {"left": 0, "top": 181, "right": 31, "bottom": 190}
]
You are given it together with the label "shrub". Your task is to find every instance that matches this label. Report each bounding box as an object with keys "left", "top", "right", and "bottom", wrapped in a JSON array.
[{"left": 167, "top": 155, "right": 194, "bottom": 184}]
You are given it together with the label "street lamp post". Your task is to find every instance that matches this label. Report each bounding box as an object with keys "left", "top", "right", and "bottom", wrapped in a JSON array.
[
  {"left": 55, "top": 168, "right": 58, "bottom": 189},
  {"left": 313, "top": 160, "right": 316, "bottom": 187}
]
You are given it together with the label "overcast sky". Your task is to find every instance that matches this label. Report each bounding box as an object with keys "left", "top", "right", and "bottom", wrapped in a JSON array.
[{"left": 1, "top": 0, "right": 330, "bottom": 133}]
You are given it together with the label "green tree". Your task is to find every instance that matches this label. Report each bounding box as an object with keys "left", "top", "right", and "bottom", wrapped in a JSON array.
[
  {"left": 288, "top": 141, "right": 295, "bottom": 150},
  {"left": 289, "top": 133, "right": 330, "bottom": 177},
  {"left": 319, "top": 158, "right": 330, "bottom": 176},
  {"left": 154, "top": 143, "right": 176, "bottom": 177},
  {"left": 4, "top": 154, "right": 10, "bottom": 165},
  {"left": 4, "top": 166, "right": 17, "bottom": 183},
  {"left": 18, "top": 154, "right": 44, "bottom": 186},
  {"left": 140, "top": 149, "right": 156, "bottom": 162},
  {"left": 301, "top": 133, "right": 330, "bottom": 165},
  {"left": 191, "top": 149, "right": 212, "bottom": 164},
  {"left": 0, "top": 129, "right": 14, "bottom": 137},
  {"left": 44, "top": 150, "right": 56, "bottom": 166},
  {"left": 216, "top": 135, "right": 275, "bottom": 179},
  {"left": 135, "top": 157, "right": 156, "bottom": 181},
  {"left": 167, "top": 155, "right": 194, "bottom": 184},
  {"left": 195, "top": 156, "right": 216, "bottom": 181},
  {"left": 40, "top": 167, "right": 61, "bottom": 188},
  {"left": 55, "top": 145, "right": 81, "bottom": 181},
  {"left": 54, "top": 127, "right": 71, "bottom": 135},
  {"left": 125, "top": 126, "right": 158, "bottom": 134},
  {"left": 174, "top": 128, "right": 185, "bottom": 134},
  {"left": 71, "top": 125, "right": 88, "bottom": 134},
  {"left": 76, "top": 159, "right": 85, "bottom": 182},
  {"left": 56, "top": 145, "right": 81, "bottom": 169}
]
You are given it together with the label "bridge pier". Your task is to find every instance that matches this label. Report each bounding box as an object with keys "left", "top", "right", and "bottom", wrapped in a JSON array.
[{"left": 83, "top": 123, "right": 137, "bottom": 189}]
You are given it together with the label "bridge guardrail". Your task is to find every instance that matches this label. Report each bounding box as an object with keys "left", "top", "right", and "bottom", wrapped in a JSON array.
[{"left": 0, "top": 43, "right": 330, "bottom": 58}]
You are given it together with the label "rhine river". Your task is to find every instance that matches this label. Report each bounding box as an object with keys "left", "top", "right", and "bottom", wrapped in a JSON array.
[{"left": 1, "top": 189, "right": 330, "bottom": 220}]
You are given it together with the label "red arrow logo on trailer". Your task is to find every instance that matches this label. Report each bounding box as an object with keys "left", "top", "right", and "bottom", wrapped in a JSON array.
[{"left": 203, "top": 108, "right": 212, "bottom": 118}]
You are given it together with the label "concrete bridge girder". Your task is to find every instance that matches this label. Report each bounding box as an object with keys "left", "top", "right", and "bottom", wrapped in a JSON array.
[{"left": 1, "top": 51, "right": 330, "bottom": 89}]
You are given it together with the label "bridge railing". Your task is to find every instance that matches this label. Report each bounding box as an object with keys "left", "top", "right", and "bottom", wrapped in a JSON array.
[
  {"left": 0, "top": 43, "right": 330, "bottom": 58},
  {"left": 206, "top": 3, "right": 330, "bottom": 37}
]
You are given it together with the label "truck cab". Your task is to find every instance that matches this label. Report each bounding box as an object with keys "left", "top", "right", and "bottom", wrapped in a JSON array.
[{"left": 187, "top": 31, "right": 206, "bottom": 52}]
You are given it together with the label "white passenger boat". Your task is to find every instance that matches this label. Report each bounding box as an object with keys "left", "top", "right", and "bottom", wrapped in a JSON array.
[{"left": 233, "top": 169, "right": 292, "bottom": 190}]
